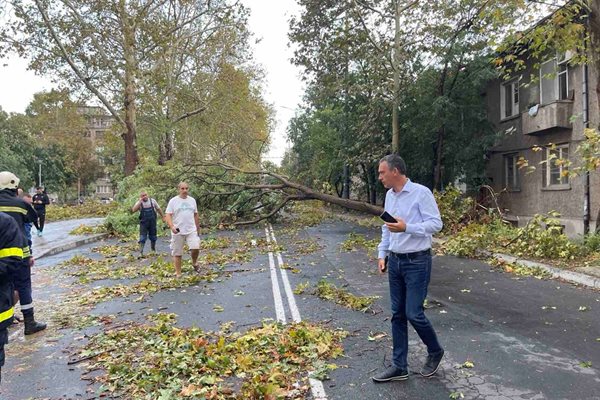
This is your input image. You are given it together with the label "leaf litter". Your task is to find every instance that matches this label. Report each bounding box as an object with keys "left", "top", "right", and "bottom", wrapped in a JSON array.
[{"left": 77, "top": 314, "right": 347, "bottom": 399}]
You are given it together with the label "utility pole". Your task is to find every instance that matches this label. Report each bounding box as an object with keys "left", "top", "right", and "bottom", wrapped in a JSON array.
[{"left": 38, "top": 160, "right": 42, "bottom": 188}]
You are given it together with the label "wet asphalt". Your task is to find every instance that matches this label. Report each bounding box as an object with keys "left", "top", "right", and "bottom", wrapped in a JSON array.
[{"left": 1, "top": 219, "right": 599, "bottom": 400}]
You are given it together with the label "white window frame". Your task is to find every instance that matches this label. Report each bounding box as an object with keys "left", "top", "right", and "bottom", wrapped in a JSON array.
[
  {"left": 500, "top": 78, "right": 520, "bottom": 120},
  {"left": 545, "top": 144, "right": 570, "bottom": 188},
  {"left": 557, "top": 58, "right": 569, "bottom": 100},
  {"left": 540, "top": 56, "right": 570, "bottom": 104},
  {"left": 504, "top": 153, "right": 520, "bottom": 191}
]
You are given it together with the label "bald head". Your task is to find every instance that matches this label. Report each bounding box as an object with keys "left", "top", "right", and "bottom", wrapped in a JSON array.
[{"left": 178, "top": 182, "right": 189, "bottom": 198}]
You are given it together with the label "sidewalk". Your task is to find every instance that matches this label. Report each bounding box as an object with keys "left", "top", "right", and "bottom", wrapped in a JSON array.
[
  {"left": 32, "top": 218, "right": 108, "bottom": 259},
  {"left": 432, "top": 237, "right": 600, "bottom": 290}
]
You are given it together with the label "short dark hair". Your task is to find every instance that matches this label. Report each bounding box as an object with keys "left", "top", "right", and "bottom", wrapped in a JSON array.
[
  {"left": 380, "top": 154, "right": 407, "bottom": 175},
  {"left": 22, "top": 193, "right": 32, "bottom": 199},
  {"left": 36, "top": 186, "right": 43, "bottom": 190}
]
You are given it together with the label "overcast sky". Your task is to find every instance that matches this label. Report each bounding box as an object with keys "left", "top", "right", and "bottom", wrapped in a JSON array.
[{"left": 0, "top": 0, "right": 304, "bottom": 164}]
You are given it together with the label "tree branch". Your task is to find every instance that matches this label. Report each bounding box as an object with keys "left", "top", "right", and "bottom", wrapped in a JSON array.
[{"left": 33, "top": 0, "right": 125, "bottom": 127}]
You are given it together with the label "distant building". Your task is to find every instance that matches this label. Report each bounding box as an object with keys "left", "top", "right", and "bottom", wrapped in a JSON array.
[
  {"left": 484, "top": 11, "right": 599, "bottom": 237},
  {"left": 77, "top": 106, "right": 116, "bottom": 201}
]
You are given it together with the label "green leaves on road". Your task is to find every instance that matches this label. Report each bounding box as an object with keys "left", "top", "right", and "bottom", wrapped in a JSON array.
[
  {"left": 340, "top": 233, "right": 379, "bottom": 253},
  {"left": 315, "top": 280, "right": 378, "bottom": 313},
  {"left": 80, "top": 317, "right": 347, "bottom": 399}
]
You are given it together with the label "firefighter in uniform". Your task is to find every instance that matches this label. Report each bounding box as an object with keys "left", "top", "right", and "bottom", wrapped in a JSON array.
[
  {"left": 0, "top": 171, "right": 46, "bottom": 335},
  {"left": 0, "top": 212, "right": 23, "bottom": 382}
]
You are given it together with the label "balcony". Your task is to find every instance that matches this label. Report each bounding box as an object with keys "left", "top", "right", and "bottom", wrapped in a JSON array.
[{"left": 522, "top": 101, "right": 573, "bottom": 135}]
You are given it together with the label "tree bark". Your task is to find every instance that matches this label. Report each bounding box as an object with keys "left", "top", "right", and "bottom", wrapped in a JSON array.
[
  {"left": 121, "top": 6, "right": 139, "bottom": 176},
  {"left": 369, "top": 163, "right": 378, "bottom": 205},
  {"left": 433, "top": 125, "right": 445, "bottom": 191}
]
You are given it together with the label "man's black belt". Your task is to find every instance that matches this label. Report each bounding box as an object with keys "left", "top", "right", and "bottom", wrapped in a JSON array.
[{"left": 390, "top": 249, "right": 431, "bottom": 258}]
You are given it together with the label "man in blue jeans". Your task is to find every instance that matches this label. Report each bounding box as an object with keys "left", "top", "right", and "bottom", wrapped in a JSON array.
[{"left": 372, "top": 154, "right": 444, "bottom": 382}]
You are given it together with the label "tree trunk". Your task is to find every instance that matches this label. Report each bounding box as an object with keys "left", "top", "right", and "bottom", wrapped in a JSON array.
[
  {"left": 342, "top": 164, "right": 350, "bottom": 199},
  {"left": 369, "top": 163, "right": 378, "bottom": 205},
  {"left": 433, "top": 125, "right": 445, "bottom": 191},
  {"left": 122, "top": 9, "right": 139, "bottom": 176},
  {"left": 158, "top": 130, "right": 175, "bottom": 165}
]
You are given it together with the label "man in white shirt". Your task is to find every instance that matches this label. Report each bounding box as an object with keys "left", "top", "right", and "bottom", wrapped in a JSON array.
[
  {"left": 165, "top": 182, "right": 201, "bottom": 277},
  {"left": 372, "top": 154, "right": 444, "bottom": 383}
]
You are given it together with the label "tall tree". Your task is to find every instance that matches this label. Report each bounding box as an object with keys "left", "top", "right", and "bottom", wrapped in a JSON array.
[{"left": 0, "top": 0, "right": 249, "bottom": 175}]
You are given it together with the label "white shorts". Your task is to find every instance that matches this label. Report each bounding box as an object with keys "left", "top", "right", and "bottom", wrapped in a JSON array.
[{"left": 170, "top": 232, "right": 200, "bottom": 256}]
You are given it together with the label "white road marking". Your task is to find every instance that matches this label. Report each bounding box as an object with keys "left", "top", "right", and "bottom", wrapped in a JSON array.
[
  {"left": 267, "top": 224, "right": 328, "bottom": 400},
  {"left": 268, "top": 225, "right": 301, "bottom": 323},
  {"left": 265, "top": 227, "right": 286, "bottom": 323}
]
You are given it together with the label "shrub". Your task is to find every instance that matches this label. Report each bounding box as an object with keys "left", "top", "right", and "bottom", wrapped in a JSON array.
[
  {"left": 434, "top": 185, "right": 476, "bottom": 234},
  {"left": 583, "top": 233, "right": 600, "bottom": 252},
  {"left": 506, "top": 212, "right": 583, "bottom": 260}
]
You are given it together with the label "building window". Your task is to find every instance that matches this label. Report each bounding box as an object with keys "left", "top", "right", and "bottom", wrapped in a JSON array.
[
  {"left": 501, "top": 79, "right": 519, "bottom": 119},
  {"left": 544, "top": 145, "right": 569, "bottom": 188},
  {"left": 504, "top": 153, "right": 520, "bottom": 191},
  {"left": 558, "top": 59, "right": 569, "bottom": 100},
  {"left": 540, "top": 57, "right": 570, "bottom": 105}
]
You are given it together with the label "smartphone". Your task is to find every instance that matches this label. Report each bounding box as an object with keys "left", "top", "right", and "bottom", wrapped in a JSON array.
[{"left": 379, "top": 211, "right": 397, "bottom": 223}]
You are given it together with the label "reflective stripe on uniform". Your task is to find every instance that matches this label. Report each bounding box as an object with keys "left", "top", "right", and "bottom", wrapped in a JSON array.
[
  {"left": 0, "top": 307, "right": 14, "bottom": 323},
  {"left": 22, "top": 246, "right": 31, "bottom": 258},
  {"left": 20, "top": 303, "right": 33, "bottom": 311},
  {"left": 0, "top": 247, "right": 24, "bottom": 258},
  {"left": 0, "top": 206, "right": 27, "bottom": 215}
]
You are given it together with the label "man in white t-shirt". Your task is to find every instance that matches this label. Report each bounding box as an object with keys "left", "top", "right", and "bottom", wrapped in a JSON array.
[{"left": 165, "top": 182, "right": 201, "bottom": 277}]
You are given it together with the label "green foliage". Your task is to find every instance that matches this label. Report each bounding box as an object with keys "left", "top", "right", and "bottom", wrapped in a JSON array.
[
  {"left": 289, "top": 201, "right": 331, "bottom": 227},
  {"left": 443, "top": 212, "right": 584, "bottom": 261},
  {"left": 80, "top": 319, "right": 346, "bottom": 398},
  {"left": 434, "top": 185, "right": 477, "bottom": 234},
  {"left": 315, "top": 280, "right": 378, "bottom": 312},
  {"left": 69, "top": 224, "right": 105, "bottom": 235},
  {"left": 583, "top": 233, "right": 600, "bottom": 253},
  {"left": 340, "top": 233, "right": 379, "bottom": 253},
  {"left": 46, "top": 201, "right": 117, "bottom": 222},
  {"left": 443, "top": 223, "right": 491, "bottom": 258},
  {"left": 508, "top": 212, "right": 582, "bottom": 260}
]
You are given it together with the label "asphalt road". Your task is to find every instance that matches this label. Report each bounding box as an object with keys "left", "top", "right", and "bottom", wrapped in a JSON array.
[{"left": 2, "top": 219, "right": 599, "bottom": 400}]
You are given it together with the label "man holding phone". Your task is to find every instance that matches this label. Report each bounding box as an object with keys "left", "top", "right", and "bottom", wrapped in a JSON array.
[
  {"left": 165, "top": 182, "right": 201, "bottom": 278},
  {"left": 372, "top": 154, "right": 444, "bottom": 383}
]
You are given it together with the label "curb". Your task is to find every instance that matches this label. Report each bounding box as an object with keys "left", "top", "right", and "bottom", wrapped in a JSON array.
[
  {"left": 433, "top": 237, "right": 600, "bottom": 290},
  {"left": 34, "top": 233, "right": 109, "bottom": 260}
]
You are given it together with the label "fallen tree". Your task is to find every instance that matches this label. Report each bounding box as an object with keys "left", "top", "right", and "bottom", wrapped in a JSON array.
[{"left": 187, "top": 161, "right": 384, "bottom": 225}]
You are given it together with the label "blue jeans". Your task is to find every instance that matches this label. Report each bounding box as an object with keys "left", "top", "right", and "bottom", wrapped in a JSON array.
[{"left": 388, "top": 251, "right": 442, "bottom": 369}]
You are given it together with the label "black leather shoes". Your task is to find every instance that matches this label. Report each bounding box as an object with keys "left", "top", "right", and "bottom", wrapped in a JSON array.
[
  {"left": 372, "top": 366, "right": 409, "bottom": 382},
  {"left": 420, "top": 350, "right": 444, "bottom": 377}
]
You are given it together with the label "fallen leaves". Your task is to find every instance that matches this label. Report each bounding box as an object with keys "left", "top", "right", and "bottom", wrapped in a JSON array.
[
  {"left": 315, "top": 280, "right": 379, "bottom": 312},
  {"left": 367, "top": 332, "right": 388, "bottom": 342},
  {"left": 79, "top": 317, "right": 347, "bottom": 399},
  {"left": 293, "top": 281, "right": 309, "bottom": 295},
  {"left": 340, "top": 233, "right": 379, "bottom": 253}
]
